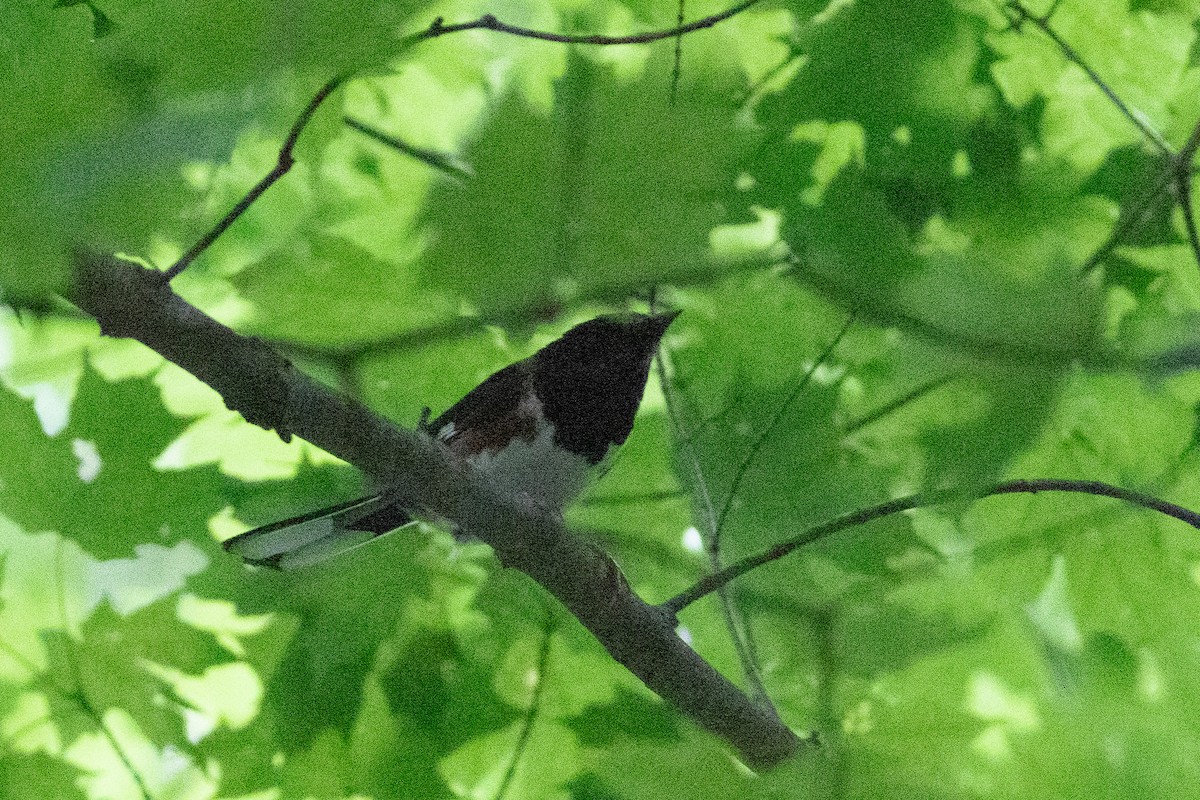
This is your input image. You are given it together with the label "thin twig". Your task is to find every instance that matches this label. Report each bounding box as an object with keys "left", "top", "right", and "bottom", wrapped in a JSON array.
[
  {"left": 808, "top": 606, "right": 841, "bottom": 795},
  {"left": 1078, "top": 166, "right": 1174, "bottom": 276},
  {"left": 162, "top": 76, "right": 348, "bottom": 281},
  {"left": 0, "top": 634, "right": 66, "bottom": 749},
  {"left": 670, "top": 0, "right": 686, "bottom": 103},
  {"left": 712, "top": 312, "right": 856, "bottom": 546},
  {"left": 688, "top": 313, "right": 852, "bottom": 714},
  {"left": 0, "top": 588, "right": 152, "bottom": 790},
  {"left": 494, "top": 608, "right": 556, "bottom": 800},
  {"left": 1078, "top": 115, "right": 1200, "bottom": 277},
  {"left": 0, "top": 628, "right": 153, "bottom": 784},
  {"left": 1005, "top": 1, "right": 1171, "bottom": 155},
  {"left": 841, "top": 373, "right": 955, "bottom": 435},
  {"left": 1178, "top": 116, "right": 1200, "bottom": 165},
  {"left": 662, "top": 478, "right": 1200, "bottom": 614},
  {"left": 581, "top": 489, "right": 686, "bottom": 507},
  {"left": 54, "top": 542, "right": 151, "bottom": 800},
  {"left": 654, "top": 319, "right": 776, "bottom": 714},
  {"left": 344, "top": 117, "right": 474, "bottom": 180},
  {"left": 161, "top": 0, "right": 764, "bottom": 279},
  {"left": 1177, "top": 171, "right": 1200, "bottom": 271},
  {"left": 418, "top": 0, "right": 761, "bottom": 46},
  {"left": 736, "top": 47, "right": 803, "bottom": 107},
  {"left": 1174, "top": 117, "right": 1200, "bottom": 273}
]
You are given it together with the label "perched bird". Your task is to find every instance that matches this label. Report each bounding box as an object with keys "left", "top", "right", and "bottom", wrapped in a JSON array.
[{"left": 224, "top": 310, "right": 679, "bottom": 569}]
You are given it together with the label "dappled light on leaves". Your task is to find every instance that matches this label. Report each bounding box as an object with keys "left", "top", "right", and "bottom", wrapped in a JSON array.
[{"left": 7, "top": 0, "right": 1200, "bottom": 795}]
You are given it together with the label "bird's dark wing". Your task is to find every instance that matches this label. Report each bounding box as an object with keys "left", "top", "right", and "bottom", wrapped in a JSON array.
[{"left": 426, "top": 359, "right": 537, "bottom": 457}]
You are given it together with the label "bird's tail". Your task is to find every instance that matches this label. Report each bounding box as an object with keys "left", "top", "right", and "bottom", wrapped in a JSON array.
[{"left": 222, "top": 495, "right": 413, "bottom": 570}]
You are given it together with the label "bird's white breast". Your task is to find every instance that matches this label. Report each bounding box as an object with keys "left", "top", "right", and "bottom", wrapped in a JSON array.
[{"left": 466, "top": 396, "right": 591, "bottom": 514}]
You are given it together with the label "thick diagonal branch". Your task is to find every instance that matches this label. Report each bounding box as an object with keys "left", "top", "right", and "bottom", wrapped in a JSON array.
[{"left": 66, "top": 250, "right": 805, "bottom": 771}]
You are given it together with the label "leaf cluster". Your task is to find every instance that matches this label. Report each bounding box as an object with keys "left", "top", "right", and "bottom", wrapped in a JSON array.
[{"left": 5, "top": 0, "right": 1200, "bottom": 796}]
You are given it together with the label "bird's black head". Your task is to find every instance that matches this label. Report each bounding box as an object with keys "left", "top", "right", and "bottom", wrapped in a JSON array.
[{"left": 532, "top": 311, "right": 679, "bottom": 463}]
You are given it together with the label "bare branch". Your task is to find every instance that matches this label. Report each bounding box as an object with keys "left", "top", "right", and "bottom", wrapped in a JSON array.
[
  {"left": 1174, "top": 117, "right": 1200, "bottom": 273},
  {"left": 841, "top": 373, "right": 956, "bottom": 435},
  {"left": 494, "top": 608, "right": 556, "bottom": 800},
  {"left": 1078, "top": 166, "right": 1174, "bottom": 276},
  {"left": 66, "top": 250, "right": 807, "bottom": 771},
  {"left": 670, "top": 0, "right": 687, "bottom": 102},
  {"left": 415, "top": 0, "right": 761, "bottom": 47},
  {"left": 162, "top": 76, "right": 348, "bottom": 281},
  {"left": 160, "top": 0, "right": 763, "bottom": 280},
  {"left": 1004, "top": 1, "right": 1171, "bottom": 155},
  {"left": 662, "top": 478, "right": 1200, "bottom": 614},
  {"left": 656, "top": 321, "right": 779, "bottom": 715},
  {"left": 345, "top": 116, "right": 474, "bottom": 180}
]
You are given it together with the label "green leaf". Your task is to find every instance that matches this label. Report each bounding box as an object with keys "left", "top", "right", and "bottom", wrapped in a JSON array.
[
  {"left": 0, "top": 752, "right": 87, "bottom": 800},
  {"left": 42, "top": 603, "right": 194, "bottom": 749},
  {"left": 0, "top": 367, "right": 226, "bottom": 559},
  {"left": 416, "top": 50, "right": 758, "bottom": 316},
  {"left": 6, "top": 0, "right": 1200, "bottom": 794}
]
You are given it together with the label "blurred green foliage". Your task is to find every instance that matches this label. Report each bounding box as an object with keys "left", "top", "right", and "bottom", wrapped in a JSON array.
[{"left": 5, "top": 0, "right": 1200, "bottom": 796}]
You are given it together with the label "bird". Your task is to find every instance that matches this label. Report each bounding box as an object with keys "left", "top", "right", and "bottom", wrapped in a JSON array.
[{"left": 223, "top": 310, "right": 679, "bottom": 569}]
